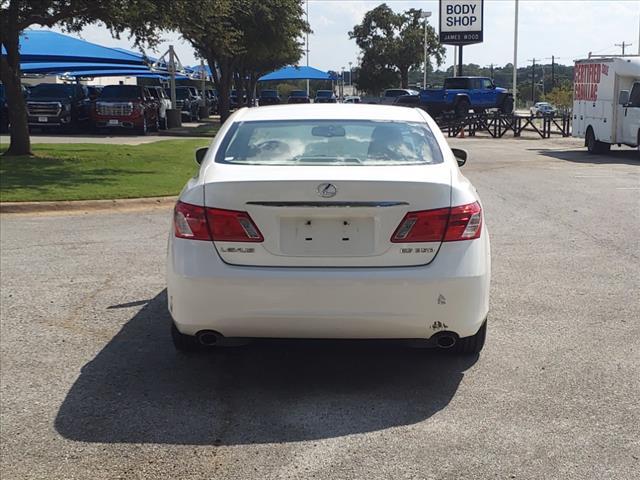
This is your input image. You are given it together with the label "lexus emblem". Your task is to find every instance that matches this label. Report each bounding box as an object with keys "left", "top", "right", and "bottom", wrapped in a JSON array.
[{"left": 317, "top": 183, "right": 337, "bottom": 198}]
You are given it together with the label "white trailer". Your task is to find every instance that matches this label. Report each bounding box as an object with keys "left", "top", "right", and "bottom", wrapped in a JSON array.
[{"left": 572, "top": 56, "right": 640, "bottom": 153}]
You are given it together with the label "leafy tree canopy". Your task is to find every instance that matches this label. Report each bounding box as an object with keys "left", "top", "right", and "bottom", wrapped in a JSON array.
[{"left": 349, "top": 3, "right": 445, "bottom": 92}]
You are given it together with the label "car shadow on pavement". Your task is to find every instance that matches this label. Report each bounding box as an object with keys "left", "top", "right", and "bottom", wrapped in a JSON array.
[
  {"left": 55, "top": 290, "right": 477, "bottom": 446},
  {"left": 530, "top": 147, "right": 639, "bottom": 165}
]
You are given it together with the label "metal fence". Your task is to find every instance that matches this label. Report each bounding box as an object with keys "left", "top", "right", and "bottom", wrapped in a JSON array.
[{"left": 435, "top": 112, "right": 572, "bottom": 139}]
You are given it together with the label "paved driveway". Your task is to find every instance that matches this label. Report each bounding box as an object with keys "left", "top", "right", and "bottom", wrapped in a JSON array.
[{"left": 1, "top": 137, "right": 638, "bottom": 479}]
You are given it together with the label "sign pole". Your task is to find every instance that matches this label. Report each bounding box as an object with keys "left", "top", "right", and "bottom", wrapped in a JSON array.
[{"left": 439, "top": 1, "right": 483, "bottom": 77}]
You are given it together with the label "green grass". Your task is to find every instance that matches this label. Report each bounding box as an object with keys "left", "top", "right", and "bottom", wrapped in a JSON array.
[{"left": 0, "top": 139, "right": 210, "bottom": 202}]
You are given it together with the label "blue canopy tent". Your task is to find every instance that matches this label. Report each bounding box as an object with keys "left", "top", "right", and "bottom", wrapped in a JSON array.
[
  {"left": 3, "top": 31, "right": 196, "bottom": 79},
  {"left": 5, "top": 30, "right": 147, "bottom": 66},
  {"left": 258, "top": 65, "right": 331, "bottom": 82},
  {"left": 58, "top": 70, "right": 189, "bottom": 80},
  {"left": 20, "top": 62, "right": 150, "bottom": 74}
]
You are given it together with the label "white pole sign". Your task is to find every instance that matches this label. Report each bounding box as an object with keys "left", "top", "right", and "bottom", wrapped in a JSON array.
[{"left": 439, "top": 0, "right": 484, "bottom": 45}]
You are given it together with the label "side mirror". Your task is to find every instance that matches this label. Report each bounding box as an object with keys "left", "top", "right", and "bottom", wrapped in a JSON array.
[
  {"left": 618, "top": 90, "right": 630, "bottom": 106},
  {"left": 451, "top": 147, "right": 468, "bottom": 167},
  {"left": 195, "top": 147, "right": 208, "bottom": 165}
]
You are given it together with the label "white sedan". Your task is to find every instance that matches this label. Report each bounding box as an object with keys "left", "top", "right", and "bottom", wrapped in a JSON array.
[{"left": 167, "top": 104, "right": 490, "bottom": 354}]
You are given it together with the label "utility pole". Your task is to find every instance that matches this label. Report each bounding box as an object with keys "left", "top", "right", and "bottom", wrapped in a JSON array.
[
  {"left": 421, "top": 11, "right": 432, "bottom": 88},
  {"left": 453, "top": 46, "right": 457, "bottom": 77},
  {"left": 513, "top": 0, "right": 519, "bottom": 110},
  {"left": 305, "top": 0, "right": 310, "bottom": 96},
  {"left": 528, "top": 58, "right": 537, "bottom": 103},
  {"left": 615, "top": 41, "right": 632, "bottom": 55},
  {"left": 458, "top": 45, "right": 463, "bottom": 76},
  {"left": 551, "top": 55, "right": 555, "bottom": 89},
  {"left": 489, "top": 63, "right": 494, "bottom": 80},
  {"left": 169, "top": 46, "right": 177, "bottom": 109}
]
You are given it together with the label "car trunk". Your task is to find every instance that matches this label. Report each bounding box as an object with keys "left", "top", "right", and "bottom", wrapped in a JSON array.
[{"left": 203, "top": 164, "right": 452, "bottom": 267}]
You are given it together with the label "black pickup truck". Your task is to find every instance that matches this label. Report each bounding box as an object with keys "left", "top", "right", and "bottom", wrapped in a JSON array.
[{"left": 26, "top": 83, "right": 91, "bottom": 130}]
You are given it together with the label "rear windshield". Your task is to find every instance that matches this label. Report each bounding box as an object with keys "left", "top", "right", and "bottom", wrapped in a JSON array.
[
  {"left": 218, "top": 120, "right": 443, "bottom": 166},
  {"left": 315, "top": 91, "right": 333, "bottom": 97},
  {"left": 29, "top": 84, "right": 76, "bottom": 98},
  {"left": 100, "top": 86, "right": 141, "bottom": 99},
  {"left": 260, "top": 90, "right": 278, "bottom": 97},
  {"left": 290, "top": 90, "right": 306, "bottom": 97},
  {"left": 444, "top": 78, "right": 470, "bottom": 89}
]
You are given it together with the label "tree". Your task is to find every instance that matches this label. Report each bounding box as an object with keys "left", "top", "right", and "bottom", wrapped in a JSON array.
[
  {"left": 174, "top": 0, "right": 308, "bottom": 122},
  {"left": 543, "top": 81, "right": 573, "bottom": 110},
  {"left": 0, "top": 0, "right": 170, "bottom": 156},
  {"left": 349, "top": 3, "right": 445, "bottom": 91},
  {"left": 354, "top": 54, "right": 398, "bottom": 95}
]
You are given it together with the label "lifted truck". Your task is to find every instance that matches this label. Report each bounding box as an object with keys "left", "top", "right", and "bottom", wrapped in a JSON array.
[{"left": 420, "top": 77, "right": 513, "bottom": 117}]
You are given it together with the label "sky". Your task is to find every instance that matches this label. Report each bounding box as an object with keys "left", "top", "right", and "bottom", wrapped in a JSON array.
[{"left": 50, "top": 0, "right": 640, "bottom": 71}]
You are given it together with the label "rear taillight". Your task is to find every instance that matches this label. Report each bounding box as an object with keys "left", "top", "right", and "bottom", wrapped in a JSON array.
[
  {"left": 174, "top": 202, "right": 210, "bottom": 240},
  {"left": 174, "top": 202, "right": 263, "bottom": 242},
  {"left": 443, "top": 202, "right": 482, "bottom": 241},
  {"left": 391, "top": 207, "right": 450, "bottom": 243},
  {"left": 206, "top": 208, "right": 263, "bottom": 242},
  {"left": 391, "top": 201, "right": 482, "bottom": 243}
]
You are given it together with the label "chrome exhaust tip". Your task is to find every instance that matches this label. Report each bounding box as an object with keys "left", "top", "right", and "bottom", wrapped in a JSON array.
[
  {"left": 435, "top": 333, "right": 457, "bottom": 349},
  {"left": 196, "top": 330, "right": 221, "bottom": 346}
]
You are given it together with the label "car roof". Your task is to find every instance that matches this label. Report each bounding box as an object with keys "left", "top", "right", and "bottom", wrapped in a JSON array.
[{"left": 234, "top": 104, "right": 427, "bottom": 122}]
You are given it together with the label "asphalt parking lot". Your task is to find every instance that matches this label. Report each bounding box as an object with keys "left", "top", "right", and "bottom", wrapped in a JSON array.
[{"left": 1, "top": 137, "right": 638, "bottom": 479}]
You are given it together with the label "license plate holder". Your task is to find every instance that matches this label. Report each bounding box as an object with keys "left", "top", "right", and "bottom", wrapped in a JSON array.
[
  {"left": 38, "top": 116, "right": 48, "bottom": 123},
  {"left": 108, "top": 119, "right": 119, "bottom": 126},
  {"left": 280, "top": 217, "right": 374, "bottom": 256}
]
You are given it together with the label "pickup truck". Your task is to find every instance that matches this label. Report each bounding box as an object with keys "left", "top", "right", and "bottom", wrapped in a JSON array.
[
  {"left": 420, "top": 77, "right": 513, "bottom": 117},
  {"left": 26, "top": 83, "right": 91, "bottom": 130},
  {"left": 93, "top": 85, "right": 160, "bottom": 134}
]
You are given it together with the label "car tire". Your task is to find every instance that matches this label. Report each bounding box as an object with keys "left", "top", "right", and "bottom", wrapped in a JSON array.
[
  {"left": 586, "top": 127, "right": 610, "bottom": 154},
  {"left": 499, "top": 97, "right": 514, "bottom": 114},
  {"left": 452, "top": 320, "right": 487, "bottom": 355},
  {"left": 455, "top": 98, "right": 470, "bottom": 118},
  {"left": 138, "top": 116, "right": 148, "bottom": 136},
  {"left": 171, "top": 324, "right": 201, "bottom": 353}
]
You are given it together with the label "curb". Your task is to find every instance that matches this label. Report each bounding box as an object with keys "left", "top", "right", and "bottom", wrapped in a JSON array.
[{"left": 0, "top": 196, "right": 177, "bottom": 214}]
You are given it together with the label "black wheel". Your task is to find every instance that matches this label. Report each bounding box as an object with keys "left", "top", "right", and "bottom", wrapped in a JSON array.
[
  {"left": 171, "top": 324, "right": 201, "bottom": 353},
  {"left": 499, "top": 97, "right": 514, "bottom": 114},
  {"left": 452, "top": 320, "right": 486, "bottom": 355},
  {"left": 455, "top": 98, "right": 470, "bottom": 118},
  {"left": 586, "top": 127, "right": 610, "bottom": 154},
  {"left": 138, "top": 116, "right": 148, "bottom": 135},
  {"left": 152, "top": 115, "right": 160, "bottom": 132}
]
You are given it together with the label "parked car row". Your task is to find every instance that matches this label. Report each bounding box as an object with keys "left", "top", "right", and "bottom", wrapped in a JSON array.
[
  {"left": 0, "top": 82, "right": 221, "bottom": 135},
  {"left": 255, "top": 89, "right": 345, "bottom": 106}
]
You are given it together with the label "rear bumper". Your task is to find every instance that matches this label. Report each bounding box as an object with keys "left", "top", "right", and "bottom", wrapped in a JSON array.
[{"left": 167, "top": 233, "right": 490, "bottom": 339}]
